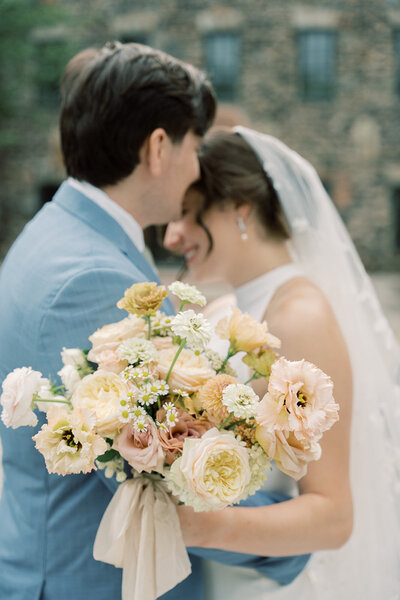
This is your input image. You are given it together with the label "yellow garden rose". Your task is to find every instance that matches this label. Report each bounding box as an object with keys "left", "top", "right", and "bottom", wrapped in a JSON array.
[
  {"left": 216, "top": 307, "right": 274, "bottom": 353},
  {"left": 72, "top": 370, "right": 129, "bottom": 436},
  {"left": 117, "top": 282, "right": 167, "bottom": 316},
  {"left": 179, "top": 428, "right": 251, "bottom": 509}
]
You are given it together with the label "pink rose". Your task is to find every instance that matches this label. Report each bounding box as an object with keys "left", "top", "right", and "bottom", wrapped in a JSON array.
[
  {"left": 89, "top": 349, "right": 127, "bottom": 374},
  {"left": 113, "top": 418, "right": 165, "bottom": 474},
  {"left": 256, "top": 427, "right": 321, "bottom": 480},
  {"left": 156, "top": 408, "right": 213, "bottom": 464}
]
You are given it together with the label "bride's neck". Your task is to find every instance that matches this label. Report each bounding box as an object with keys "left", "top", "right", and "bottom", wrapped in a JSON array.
[{"left": 226, "top": 238, "right": 292, "bottom": 288}]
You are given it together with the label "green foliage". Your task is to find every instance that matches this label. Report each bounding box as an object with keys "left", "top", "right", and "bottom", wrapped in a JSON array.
[{"left": 0, "top": 0, "right": 78, "bottom": 144}]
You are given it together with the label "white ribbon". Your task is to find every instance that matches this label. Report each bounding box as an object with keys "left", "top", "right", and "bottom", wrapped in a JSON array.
[{"left": 93, "top": 474, "right": 192, "bottom": 600}]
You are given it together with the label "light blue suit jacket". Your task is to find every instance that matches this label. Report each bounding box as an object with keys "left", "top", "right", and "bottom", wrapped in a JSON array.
[{"left": 0, "top": 182, "right": 309, "bottom": 600}]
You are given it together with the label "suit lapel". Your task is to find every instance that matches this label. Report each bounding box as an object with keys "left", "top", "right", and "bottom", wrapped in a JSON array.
[
  {"left": 52, "top": 181, "right": 175, "bottom": 314},
  {"left": 53, "top": 182, "right": 157, "bottom": 281}
]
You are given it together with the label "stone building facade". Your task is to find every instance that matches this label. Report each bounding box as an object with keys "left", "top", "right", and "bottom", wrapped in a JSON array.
[{"left": 1, "top": 0, "right": 400, "bottom": 269}]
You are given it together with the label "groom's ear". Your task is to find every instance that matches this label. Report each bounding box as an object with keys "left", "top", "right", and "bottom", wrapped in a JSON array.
[{"left": 145, "top": 128, "right": 171, "bottom": 178}]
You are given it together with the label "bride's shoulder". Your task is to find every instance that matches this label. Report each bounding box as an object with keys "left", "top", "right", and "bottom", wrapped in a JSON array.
[
  {"left": 266, "top": 276, "right": 338, "bottom": 338},
  {"left": 203, "top": 293, "right": 236, "bottom": 321}
]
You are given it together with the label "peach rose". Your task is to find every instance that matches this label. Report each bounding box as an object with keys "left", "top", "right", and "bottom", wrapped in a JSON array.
[
  {"left": 151, "top": 336, "right": 175, "bottom": 351},
  {"left": 256, "top": 357, "right": 339, "bottom": 442},
  {"left": 216, "top": 307, "right": 279, "bottom": 353},
  {"left": 156, "top": 408, "right": 213, "bottom": 464},
  {"left": 113, "top": 418, "right": 164, "bottom": 474},
  {"left": 157, "top": 347, "right": 215, "bottom": 393},
  {"left": 255, "top": 427, "right": 321, "bottom": 480},
  {"left": 88, "top": 316, "right": 146, "bottom": 371}
]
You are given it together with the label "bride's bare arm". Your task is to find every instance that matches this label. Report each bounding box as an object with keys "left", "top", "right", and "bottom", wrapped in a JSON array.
[{"left": 177, "top": 280, "right": 353, "bottom": 555}]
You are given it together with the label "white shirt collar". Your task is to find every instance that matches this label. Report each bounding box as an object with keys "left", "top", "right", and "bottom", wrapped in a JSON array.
[{"left": 67, "top": 177, "right": 145, "bottom": 253}]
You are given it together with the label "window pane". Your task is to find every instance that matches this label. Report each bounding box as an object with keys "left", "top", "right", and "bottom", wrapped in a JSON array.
[
  {"left": 393, "top": 188, "right": 400, "bottom": 253},
  {"left": 205, "top": 33, "right": 240, "bottom": 101},
  {"left": 395, "top": 31, "right": 400, "bottom": 96},
  {"left": 299, "top": 31, "right": 336, "bottom": 101}
]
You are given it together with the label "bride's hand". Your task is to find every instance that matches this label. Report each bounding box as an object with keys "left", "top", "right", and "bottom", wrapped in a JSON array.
[{"left": 176, "top": 504, "right": 223, "bottom": 547}]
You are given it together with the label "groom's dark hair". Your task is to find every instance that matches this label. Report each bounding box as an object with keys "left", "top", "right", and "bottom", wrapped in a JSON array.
[{"left": 60, "top": 42, "right": 216, "bottom": 188}]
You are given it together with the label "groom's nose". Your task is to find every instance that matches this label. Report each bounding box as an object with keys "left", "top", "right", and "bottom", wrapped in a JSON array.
[{"left": 164, "top": 222, "right": 183, "bottom": 253}]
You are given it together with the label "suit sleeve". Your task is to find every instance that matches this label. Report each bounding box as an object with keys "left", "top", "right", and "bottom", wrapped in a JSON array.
[{"left": 37, "top": 266, "right": 143, "bottom": 494}]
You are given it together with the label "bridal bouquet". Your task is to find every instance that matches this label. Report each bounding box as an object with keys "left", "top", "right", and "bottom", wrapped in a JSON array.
[{"left": 0, "top": 281, "right": 339, "bottom": 600}]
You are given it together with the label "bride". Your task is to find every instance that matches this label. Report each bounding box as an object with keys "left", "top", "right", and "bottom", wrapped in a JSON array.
[{"left": 164, "top": 127, "right": 400, "bottom": 599}]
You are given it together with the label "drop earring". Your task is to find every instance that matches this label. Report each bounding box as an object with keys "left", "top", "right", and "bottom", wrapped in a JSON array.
[{"left": 237, "top": 216, "right": 248, "bottom": 241}]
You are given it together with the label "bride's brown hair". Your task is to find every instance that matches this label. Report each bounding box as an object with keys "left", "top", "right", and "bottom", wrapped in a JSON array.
[{"left": 195, "top": 129, "right": 289, "bottom": 251}]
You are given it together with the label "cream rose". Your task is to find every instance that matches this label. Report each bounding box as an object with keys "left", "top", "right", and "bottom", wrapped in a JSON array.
[
  {"left": 72, "top": 370, "right": 129, "bottom": 436},
  {"left": 157, "top": 347, "right": 215, "bottom": 393},
  {"left": 88, "top": 316, "right": 146, "bottom": 371},
  {"left": 178, "top": 428, "right": 251, "bottom": 509},
  {"left": 33, "top": 406, "right": 107, "bottom": 475},
  {"left": 113, "top": 418, "right": 164, "bottom": 474},
  {"left": 256, "top": 427, "right": 321, "bottom": 480},
  {"left": 1, "top": 367, "right": 44, "bottom": 428},
  {"left": 256, "top": 357, "right": 339, "bottom": 442},
  {"left": 216, "top": 307, "right": 276, "bottom": 353}
]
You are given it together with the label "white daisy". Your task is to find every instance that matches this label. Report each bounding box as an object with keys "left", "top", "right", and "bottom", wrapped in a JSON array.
[
  {"left": 131, "top": 405, "right": 147, "bottom": 419},
  {"left": 137, "top": 384, "right": 159, "bottom": 406},
  {"left": 173, "top": 388, "right": 189, "bottom": 398},
  {"left": 148, "top": 380, "right": 170, "bottom": 396},
  {"left": 133, "top": 418, "right": 148, "bottom": 433},
  {"left": 222, "top": 383, "right": 260, "bottom": 419}
]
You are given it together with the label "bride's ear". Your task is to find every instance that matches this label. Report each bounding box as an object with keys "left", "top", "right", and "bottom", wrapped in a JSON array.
[
  {"left": 144, "top": 128, "right": 171, "bottom": 177},
  {"left": 236, "top": 203, "right": 252, "bottom": 222}
]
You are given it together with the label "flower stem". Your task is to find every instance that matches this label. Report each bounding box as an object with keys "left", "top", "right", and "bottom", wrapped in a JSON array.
[
  {"left": 33, "top": 395, "right": 72, "bottom": 407},
  {"left": 244, "top": 373, "right": 260, "bottom": 385},
  {"left": 219, "top": 412, "right": 234, "bottom": 430},
  {"left": 165, "top": 339, "right": 186, "bottom": 384},
  {"left": 144, "top": 315, "right": 152, "bottom": 340},
  {"left": 219, "top": 348, "right": 235, "bottom": 373}
]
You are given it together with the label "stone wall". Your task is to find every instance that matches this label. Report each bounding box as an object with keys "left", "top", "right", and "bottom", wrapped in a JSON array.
[{"left": 1, "top": 0, "right": 400, "bottom": 269}]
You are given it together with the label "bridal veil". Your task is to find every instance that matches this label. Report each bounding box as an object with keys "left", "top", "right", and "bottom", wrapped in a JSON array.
[{"left": 235, "top": 126, "right": 400, "bottom": 599}]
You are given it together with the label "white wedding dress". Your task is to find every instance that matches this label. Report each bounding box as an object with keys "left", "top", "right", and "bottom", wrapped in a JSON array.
[
  {"left": 201, "top": 127, "right": 400, "bottom": 599},
  {"left": 203, "top": 263, "right": 319, "bottom": 599}
]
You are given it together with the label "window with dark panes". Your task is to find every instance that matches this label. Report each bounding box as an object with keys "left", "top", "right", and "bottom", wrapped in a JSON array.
[
  {"left": 298, "top": 30, "right": 336, "bottom": 101},
  {"left": 118, "top": 33, "right": 150, "bottom": 45},
  {"left": 393, "top": 188, "right": 400, "bottom": 253},
  {"left": 395, "top": 30, "right": 400, "bottom": 96},
  {"left": 205, "top": 32, "right": 240, "bottom": 102}
]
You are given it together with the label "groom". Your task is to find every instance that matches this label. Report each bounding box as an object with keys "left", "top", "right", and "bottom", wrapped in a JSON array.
[{"left": 0, "top": 42, "right": 308, "bottom": 600}]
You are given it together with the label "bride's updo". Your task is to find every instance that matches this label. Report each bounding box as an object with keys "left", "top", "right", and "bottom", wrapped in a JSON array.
[{"left": 197, "top": 129, "right": 289, "bottom": 241}]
